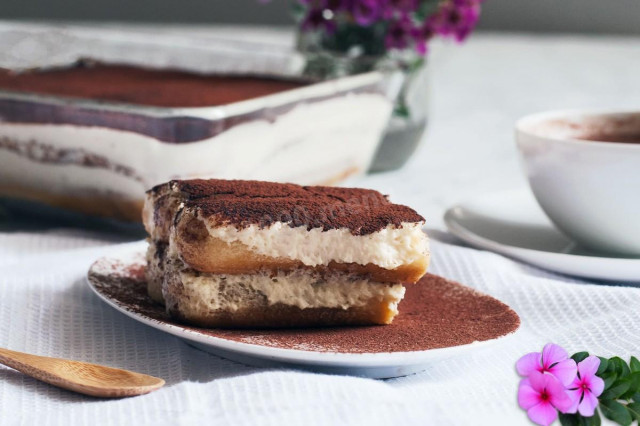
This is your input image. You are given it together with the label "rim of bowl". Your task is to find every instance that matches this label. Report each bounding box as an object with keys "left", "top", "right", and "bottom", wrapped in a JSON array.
[{"left": 515, "top": 108, "right": 640, "bottom": 149}]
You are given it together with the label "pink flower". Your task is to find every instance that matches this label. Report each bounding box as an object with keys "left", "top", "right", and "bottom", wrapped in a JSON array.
[
  {"left": 518, "top": 372, "right": 573, "bottom": 426},
  {"left": 565, "top": 356, "right": 605, "bottom": 417},
  {"left": 516, "top": 343, "right": 578, "bottom": 386}
]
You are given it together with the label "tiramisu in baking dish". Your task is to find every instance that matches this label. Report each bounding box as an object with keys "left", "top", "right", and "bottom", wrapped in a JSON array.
[
  {"left": 0, "top": 61, "right": 392, "bottom": 221},
  {"left": 143, "top": 179, "right": 429, "bottom": 327},
  {"left": 0, "top": 63, "right": 307, "bottom": 108}
]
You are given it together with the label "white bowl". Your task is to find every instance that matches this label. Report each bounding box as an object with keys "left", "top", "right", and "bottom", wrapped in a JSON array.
[{"left": 516, "top": 110, "right": 640, "bottom": 257}]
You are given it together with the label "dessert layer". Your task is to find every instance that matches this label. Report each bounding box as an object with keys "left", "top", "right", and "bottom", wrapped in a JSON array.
[
  {"left": 0, "top": 182, "right": 143, "bottom": 222},
  {"left": 0, "top": 62, "right": 307, "bottom": 108},
  {"left": 171, "top": 215, "right": 429, "bottom": 281},
  {"left": 1, "top": 84, "right": 388, "bottom": 220},
  {"left": 162, "top": 263, "right": 405, "bottom": 327},
  {"left": 144, "top": 179, "right": 429, "bottom": 279},
  {"left": 145, "top": 241, "right": 166, "bottom": 304},
  {"left": 178, "top": 269, "right": 404, "bottom": 311},
  {"left": 169, "top": 301, "right": 399, "bottom": 329},
  {"left": 203, "top": 221, "right": 428, "bottom": 270},
  {"left": 147, "top": 179, "right": 425, "bottom": 238}
]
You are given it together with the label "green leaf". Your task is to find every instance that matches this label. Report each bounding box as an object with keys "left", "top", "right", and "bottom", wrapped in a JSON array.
[
  {"left": 568, "top": 411, "right": 602, "bottom": 426},
  {"left": 597, "top": 357, "right": 609, "bottom": 375},
  {"left": 632, "top": 392, "right": 640, "bottom": 402},
  {"left": 630, "top": 356, "right": 640, "bottom": 373},
  {"left": 585, "top": 411, "right": 602, "bottom": 426},
  {"left": 607, "top": 356, "right": 631, "bottom": 377},
  {"left": 559, "top": 413, "right": 580, "bottom": 426},
  {"left": 603, "top": 373, "right": 619, "bottom": 392},
  {"left": 621, "top": 372, "right": 640, "bottom": 400},
  {"left": 600, "top": 399, "right": 633, "bottom": 426},
  {"left": 601, "top": 380, "right": 632, "bottom": 400},
  {"left": 560, "top": 412, "right": 601, "bottom": 426},
  {"left": 627, "top": 402, "right": 640, "bottom": 421},
  {"left": 572, "top": 352, "right": 590, "bottom": 363}
]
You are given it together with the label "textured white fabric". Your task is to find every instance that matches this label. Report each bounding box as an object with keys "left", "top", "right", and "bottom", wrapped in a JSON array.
[{"left": 1, "top": 231, "right": 640, "bottom": 426}]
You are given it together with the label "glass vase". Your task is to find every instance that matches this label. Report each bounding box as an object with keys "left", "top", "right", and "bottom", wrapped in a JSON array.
[{"left": 296, "top": 28, "right": 428, "bottom": 172}]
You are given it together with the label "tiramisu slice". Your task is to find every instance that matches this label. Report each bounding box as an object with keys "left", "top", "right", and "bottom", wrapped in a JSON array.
[{"left": 143, "top": 179, "right": 429, "bottom": 328}]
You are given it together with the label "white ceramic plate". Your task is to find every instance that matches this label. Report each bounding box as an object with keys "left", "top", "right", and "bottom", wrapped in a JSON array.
[
  {"left": 86, "top": 242, "right": 520, "bottom": 379},
  {"left": 444, "top": 190, "right": 640, "bottom": 282}
]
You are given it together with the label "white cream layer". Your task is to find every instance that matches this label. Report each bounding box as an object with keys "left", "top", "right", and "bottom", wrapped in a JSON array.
[
  {"left": 204, "top": 221, "right": 428, "bottom": 269},
  {"left": 0, "top": 147, "right": 145, "bottom": 199},
  {"left": 0, "top": 91, "right": 390, "bottom": 202},
  {"left": 178, "top": 268, "right": 405, "bottom": 312}
]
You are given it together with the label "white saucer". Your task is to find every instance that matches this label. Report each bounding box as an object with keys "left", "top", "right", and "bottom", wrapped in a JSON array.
[
  {"left": 86, "top": 242, "right": 519, "bottom": 379},
  {"left": 444, "top": 190, "right": 640, "bottom": 282}
]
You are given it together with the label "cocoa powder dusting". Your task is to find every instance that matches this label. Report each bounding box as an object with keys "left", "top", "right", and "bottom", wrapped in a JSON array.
[
  {"left": 151, "top": 179, "right": 425, "bottom": 236},
  {"left": 89, "top": 259, "right": 520, "bottom": 354},
  {"left": 0, "top": 63, "right": 307, "bottom": 108}
]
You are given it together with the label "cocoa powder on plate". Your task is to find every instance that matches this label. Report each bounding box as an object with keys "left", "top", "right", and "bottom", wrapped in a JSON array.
[{"left": 90, "top": 259, "right": 520, "bottom": 354}]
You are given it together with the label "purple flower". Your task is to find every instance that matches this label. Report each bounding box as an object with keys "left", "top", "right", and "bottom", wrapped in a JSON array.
[
  {"left": 384, "top": 16, "right": 415, "bottom": 50},
  {"left": 566, "top": 356, "right": 605, "bottom": 417},
  {"left": 390, "top": 0, "right": 419, "bottom": 11},
  {"left": 288, "top": 0, "right": 483, "bottom": 56},
  {"left": 411, "top": 22, "right": 433, "bottom": 55},
  {"left": 301, "top": 6, "right": 337, "bottom": 32},
  {"left": 382, "top": 0, "right": 419, "bottom": 18},
  {"left": 323, "top": 0, "right": 350, "bottom": 10},
  {"left": 349, "top": 0, "right": 383, "bottom": 25},
  {"left": 426, "top": 0, "right": 482, "bottom": 43},
  {"left": 516, "top": 343, "right": 578, "bottom": 386},
  {"left": 518, "top": 372, "right": 573, "bottom": 426}
]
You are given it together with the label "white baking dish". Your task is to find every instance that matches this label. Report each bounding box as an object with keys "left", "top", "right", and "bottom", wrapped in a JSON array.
[{"left": 0, "top": 26, "right": 392, "bottom": 221}]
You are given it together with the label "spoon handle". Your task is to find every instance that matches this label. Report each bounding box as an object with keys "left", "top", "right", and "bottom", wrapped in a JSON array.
[
  {"left": 0, "top": 347, "right": 165, "bottom": 398},
  {"left": 0, "top": 347, "right": 70, "bottom": 389}
]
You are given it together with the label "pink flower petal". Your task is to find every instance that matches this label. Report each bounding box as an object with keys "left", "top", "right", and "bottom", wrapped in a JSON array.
[
  {"left": 564, "top": 388, "right": 582, "bottom": 414},
  {"left": 542, "top": 343, "right": 569, "bottom": 369},
  {"left": 549, "top": 358, "right": 578, "bottom": 386},
  {"left": 528, "top": 401, "right": 558, "bottom": 426},
  {"left": 578, "top": 356, "right": 600, "bottom": 378},
  {"left": 516, "top": 352, "right": 542, "bottom": 377},
  {"left": 543, "top": 373, "right": 573, "bottom": 412},
  {"left": 578, "top": 390, "right": 599, "bottom": 417},
  {"left": 589, "top": 375, "right": 605, "bottom": 397},
  {"left": 569, "top": 375, "right": 582, "bottom": 389},
  {"left": 518, "top": 379, "right": 540, "bottom": 410},
  {"left": 528, "top": 370, "right": 546, "bottom": 391}
]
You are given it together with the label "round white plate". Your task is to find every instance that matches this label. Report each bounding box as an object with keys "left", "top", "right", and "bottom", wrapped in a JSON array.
[
  {"left": 87, "top": 242, "right": 520, "bottom": 379},
  {"left": 444, "top": 190, "right": 640, "bottom": 282}
]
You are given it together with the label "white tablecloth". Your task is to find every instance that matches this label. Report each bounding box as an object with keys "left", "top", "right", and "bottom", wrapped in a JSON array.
[
  {"left": 1, "top": 23, "right": 640, "bottom": 425},
  {"left": 2, "top": 233, "right": 640, "bottom": 426}
]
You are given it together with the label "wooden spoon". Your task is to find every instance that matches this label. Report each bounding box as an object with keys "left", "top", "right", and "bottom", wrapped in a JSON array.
[{"left": 0, "top": 347, "right": 165, "bottom": 398}]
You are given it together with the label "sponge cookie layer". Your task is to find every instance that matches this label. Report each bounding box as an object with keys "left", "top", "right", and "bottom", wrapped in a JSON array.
[
  {"left": 162, "top": 263, "right": 405, "bottom": 328},
  {"left": 173, "top": 213, "right": 428, "bottom": 283},
  {"left": 145, "top": 179, "right": 429, "bottom": 280}
]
